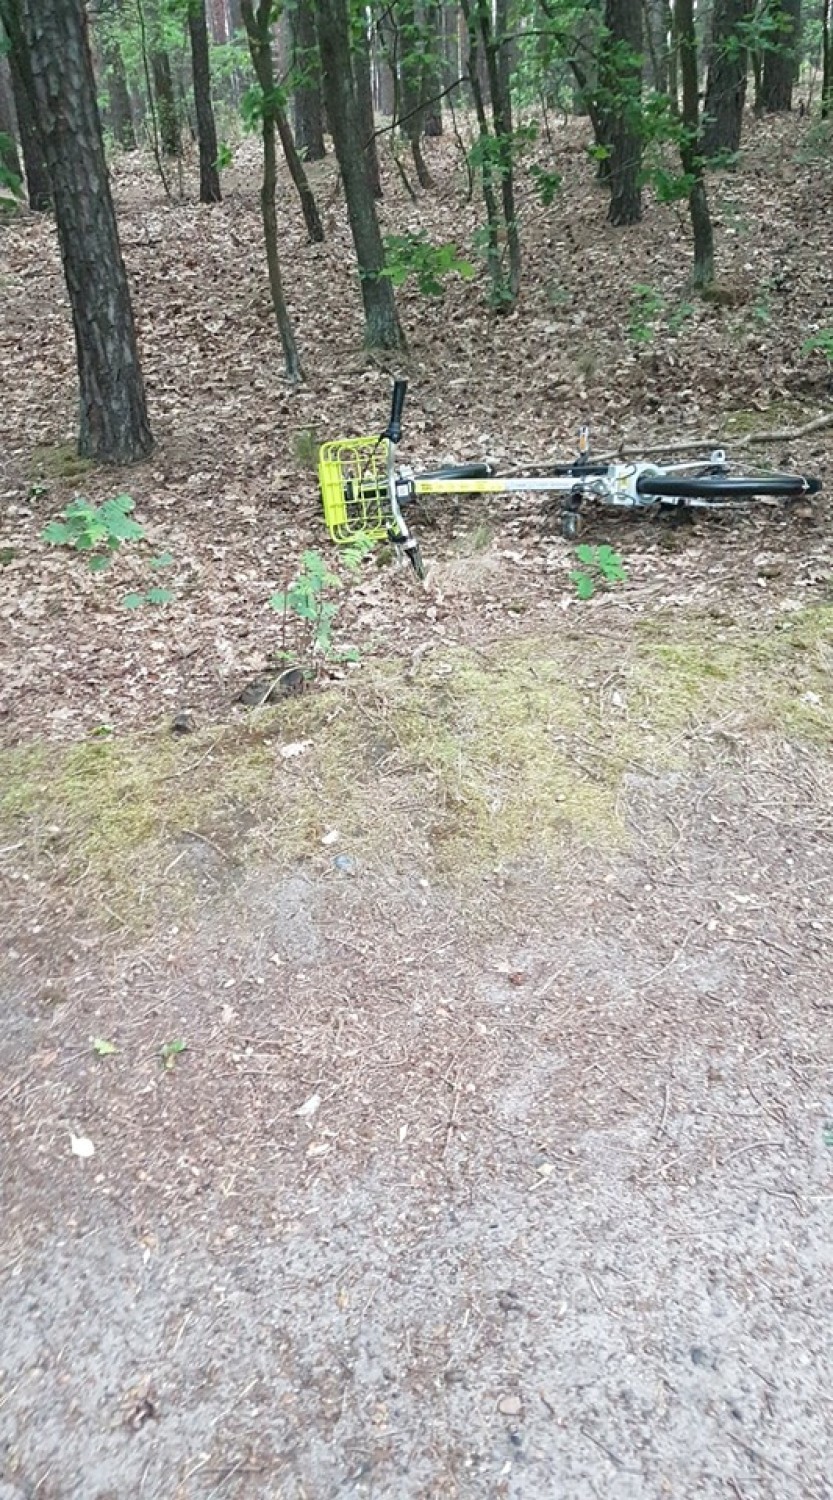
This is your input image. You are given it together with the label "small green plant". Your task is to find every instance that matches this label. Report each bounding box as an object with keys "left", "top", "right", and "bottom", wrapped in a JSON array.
[
  {"left": 628, "top": 285, "right": 664, "bottom": 345},
  {"left": 42, "top": 494, "right": 144, "bottom": 572},
  {"left": 381, "top": 231, "right": 475, "bottom": 298},
  {"left": 215, "top": 141, "right": 234, "bottom": 170},
  {"left": 270, "top": 539, "right": 373, "bottom": 665},
  {"left": 0, "top": 547, "right": 15, "bottom": 567},
  {"left": 161, "top": 1039, "right": 187, "bottom": 1071},
  {"left": 122, "top": 587, "right": 175, "bottom": 610},
  {"left": 570, "top": 544, "right": 627, "bottom": 600},
  {"left": 802, "top": 329, "right": 833, "bottom": 363},
  {"left": 92, "top": 1038, "right": 118, "bottom": 1057},
  {"left": 292, "top": 427, "right": 320, "bottom": 469},
  {"left": 528, "top": 163, "right": 563, "bottom": 206},
  {"left": 753, "top": 280, "right": 774, "bottom": 326},
  {"left": 667, "top": 300, "right": 695, "bottom": 336}
]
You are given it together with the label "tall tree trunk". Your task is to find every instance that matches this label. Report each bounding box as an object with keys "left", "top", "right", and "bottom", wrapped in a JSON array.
[
  {"left": 459, "top": 0, "right": 506, "bottom": 303},
  {"left": 0, "top": 52, "right": 22, "bottom": 188},
  {"left": 702, "top": 0, "right": 753, "bottom": 160},
  {"left": 9, "top": 0, "right": 152, "bottom": 460},
  {"left": 100, "top": 9, "right": 137, "bottom": 152},
  {"left": 487, "top": 0, "right": 519, "bottom": 294},
  {"left": 151, "top": 47, "right": 179, "bottom": 154},
  {"left": 422, "top": 0, "right": 444, "bottom": 134},
  {"left": 397, "top": 0, "right": 433, "bottom": 187},
  {"left": 642, "top": 0, "right": 669, "bottom": 90},
  {"left": 0, "top": 7, "right": 51, "bottom": 208},
  {"left": 316, "top": 0, "right": 405, "bottom": 349},
  {"left": 241, "top": 0, "right": 303, "bottom": 378},
  {"left": 676, "top": 0, "right": 714, "bottom": 288},
  {"left": 274, "top": 105, "right": 324, "bottom": 240},
  {"left": 244, "top": 0, "right": 322, "bottom": 238},
  {"left": 823, "top": 0, "right": 831, "bottom": 117},
  {"left": 351, "top": 13, "right": 382, "bottom": 197},
  {"left": 187, "top": 0, "right": 221, "bottom": 201},
  {"left": 290, "top": 0, "right": 326, "bottom": 160},
  {"left": 604, "top": 0, "right": 643, "bottom": 225},
  {"left": 761, "top": 0, "right": 801, "bottom": 110}
]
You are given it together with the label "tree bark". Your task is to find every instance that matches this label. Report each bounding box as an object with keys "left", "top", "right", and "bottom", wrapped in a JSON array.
[
  {"left": 274, "top": 105, "right": 324, "bottom": 240},
  {"left": 0, "top": 52, "right": 22, "bottom": 188},
  {"left": 604, "top": 0, "right": 643, "bottom": 225},
  {"left": 290, "top": 0, "right": 326, "bottom": 160},
  {"left": 241, "top": 0, "right": 303, "bottom": 379},
  {"left": 352, "top": 12, "right": 382, "bottom": 197},
  {"left": 188, "top": 0, "right": 221, "bottom": 201},
  {"left": 151, "top": 47, "right": 179, "bottom": 154},
  {"left": 100, "top": 9, "right": 137, "bottom": 152},
  {"left": 396, "top": 0, "right": 433, "bottom": 186},
  {"left": 486, "top": 0, "right": 519, "bottom": 293},
  {"left": 458, "top": 0, "right": 505, "bottom": 303},
  {"left": 676, "top": 0, "right": 714, "bottom": 288},
  {"left": 701, "top": 0, "right": 753, "bottom": 160},
  {"left": 642, "top": 0, "right": 669, "bottom": 90},
  {"left": 316, "top": 0, "right": 405, "bottom": 349},
  {"left": 823, "top": 0, "right": 831, "bottom": 117},
  {"left": 422, "top": 0, "right": 444, "bottom": 134},
  {"left": 244, "top": 0, "right": 322, "bottom": 242},
  {"left": 761, "top": 0, "right": 801, "bottom": 111},
  {"left": 12, "top": 0, "right": 152, "bottom": 461},
  {"left": 0, "top": 6, "right": 51, "bottom": 208}
]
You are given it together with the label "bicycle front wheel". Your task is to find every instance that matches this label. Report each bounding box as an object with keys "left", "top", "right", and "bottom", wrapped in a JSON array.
[{"left": 636, "top": 467, "right": 822, "bottom": 501}]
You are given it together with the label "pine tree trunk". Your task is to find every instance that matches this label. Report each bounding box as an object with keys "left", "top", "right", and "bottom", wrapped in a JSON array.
[
  {"left": 701, "top": 0, "right": 753, "bottom": 160},
  {"left": 290, "top": 0, "right": 326, "bottom": 160},
  {"left": 0, "top": 4, "right": 51, "bottom": 209},
  {"left": 823, "top": 0, "right": 831, "bottom": 117},
  {"left": 761, "top": 0, "right": 801, "bottom": 111},
  {"left": 0, "top": 53, "right": 22, "bottom": 187},
  {"left": 274, "top": 104, "right": 324, "bottom": 240},
  {"left": 352, "top": 15, "right": 382, "bottom": 198},
  {"left": 459, "top": 0, "right": 506, "bottom": 303},
  {"left": 102, "top": 25, "right": 137, "bottom": 150},
  {"left": 676, "top": 0, "right": 714, "bottom": 287},
  {"left": 422, "top": 0, "right": 444, "bottom": 134},
  {"left": 244, "top": 0, "right": 322, "bottom": 241},
  {"left": 642, "top": 0, "right": 669, "bottom": 90},
  {"left": 241, "top": 0, "right": 303, "bottom": 378},
  {"left": 151, "top": 47, "right": 179, "bottom": 154},
  {"left": 188, "top": 0, "right": 221, "bottom": 200},
  {"left": 15, "top": 0, "right": 152, "bottom": 461},
  {"left": 604, "top": 0, "right": 643, "bottom": 225},
  {"left": 397, "top": 0, "right": 433, "bottom": 187},
  {"left": 484, "top": 0, "right": 520, "bottom": 294},
  {"left": 316, "top": 0, "right": 405, "bottom": 349}
]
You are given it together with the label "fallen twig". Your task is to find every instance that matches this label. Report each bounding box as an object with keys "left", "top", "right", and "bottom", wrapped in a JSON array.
[{"left": 595, "top": 409, "right": 833, "bottom": 461}]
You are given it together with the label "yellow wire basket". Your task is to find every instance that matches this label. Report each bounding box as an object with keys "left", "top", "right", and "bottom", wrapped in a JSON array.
[{"left": 318, "top": 435, "right": 394, "bottom": 544}]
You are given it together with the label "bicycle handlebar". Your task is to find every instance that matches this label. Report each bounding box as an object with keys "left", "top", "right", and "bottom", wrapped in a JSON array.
[{"left": 385, "top": 380, "right": 407, "bottom": 444}]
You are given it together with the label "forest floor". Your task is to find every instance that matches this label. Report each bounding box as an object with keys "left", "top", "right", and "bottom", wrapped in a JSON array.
[{"left": 1, "top": 114, "right": 833, "bottom": 1500}]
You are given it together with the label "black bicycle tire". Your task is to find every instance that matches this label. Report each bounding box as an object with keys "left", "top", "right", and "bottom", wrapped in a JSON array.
[
  {"left": 636, "top": 471, "right": 821, "bottom": 500},
  {"left": 415, "top": 463, "right": 494, "bottom": 481}
]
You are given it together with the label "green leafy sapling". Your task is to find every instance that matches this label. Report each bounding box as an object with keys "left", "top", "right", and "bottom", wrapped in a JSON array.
[
  {"left": 570, "top": 544, "right": 627, "bottom": 601},
  {"left": 42, "top": 494, "right": 144, "bottom": 572}
]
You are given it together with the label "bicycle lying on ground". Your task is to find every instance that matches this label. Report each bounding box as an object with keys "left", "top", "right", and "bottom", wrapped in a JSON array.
[{"left": 317, "top": 382, "right": 823, "bottom": 578}]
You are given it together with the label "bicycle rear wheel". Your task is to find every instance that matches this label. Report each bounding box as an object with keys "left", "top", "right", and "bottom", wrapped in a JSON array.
[{"left": 636, "top": 467, "right": 821, "bottom": 501}]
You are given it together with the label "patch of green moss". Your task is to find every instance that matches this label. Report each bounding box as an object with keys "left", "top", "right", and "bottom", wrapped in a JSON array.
[
  {"left": 720, "top": 401, "right": 811, "bottom": 438},
  {"left": 31, "top": 442, "right": 95, "bottom": 484},
  {"left": 2, "top": 606, "right": 833, "bottom": 922},
  {"left": 372, "top": 646, "right": 626, "bottom": 873}
]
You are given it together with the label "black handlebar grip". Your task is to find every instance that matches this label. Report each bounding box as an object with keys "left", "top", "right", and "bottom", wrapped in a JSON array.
[{"left": 386, "top": 380, "right": 407, "bottom": 443}]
